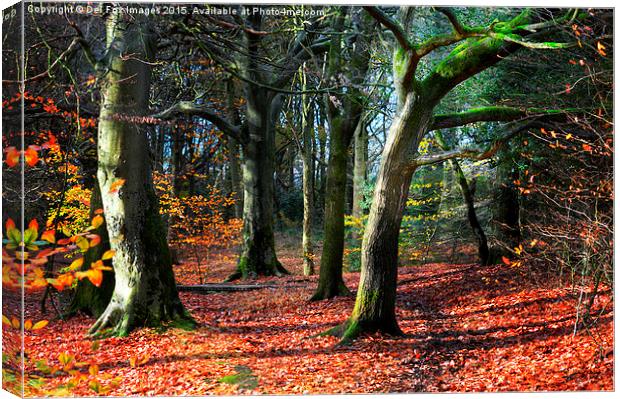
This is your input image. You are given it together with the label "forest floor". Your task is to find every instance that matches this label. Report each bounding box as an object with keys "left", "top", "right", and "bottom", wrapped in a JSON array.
[{"left": 20, "top": 244, "right": 614, "bottom": 395}]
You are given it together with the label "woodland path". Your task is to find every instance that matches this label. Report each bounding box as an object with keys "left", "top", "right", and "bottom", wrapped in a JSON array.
[{"left": 23, "top": 252, "right": 613, "bottom": 395}]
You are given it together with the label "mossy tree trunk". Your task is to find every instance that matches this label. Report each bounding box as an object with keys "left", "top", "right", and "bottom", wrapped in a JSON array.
[
  {"left": 68, "top": 182, "right": 114, "bottom": 317},
  {"left": 90, "top": 11, "right": 192, "bottom": 336},
  {"left": 312, "top": 8, "right": 375, "bottom": 300},
  {"left": 327, "top": 6, "right": 556, "bottom": 343}
]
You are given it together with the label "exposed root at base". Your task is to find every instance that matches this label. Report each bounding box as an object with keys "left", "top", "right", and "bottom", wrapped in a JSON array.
[
  {"left": 309, "top": 281, "right": 351, "bottom": 301},
  {"left": 317, "top": 318, "right": 404, "bottom": 346}
]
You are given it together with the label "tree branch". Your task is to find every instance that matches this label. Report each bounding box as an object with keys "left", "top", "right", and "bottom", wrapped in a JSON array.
[
  {"left": 430, "top": 106, "right": 528, "bottom": 130},
  {"left": 2, "top": 38, "right": 82, "bottom": 84},
  {"left": 363, "top": 6, "right": 413, "bottom": 50},
  {"left": 152, "top": 101, "right": 246, "bottom": 145},
  {"left": 413, "top": 123, "right": 533, "bottom": 167},
  {"left": 435, "top": 7, "right": 467, "bottom": 35},
  {"left": 429, "top": 107, "right": 570, "bottom": 131}
]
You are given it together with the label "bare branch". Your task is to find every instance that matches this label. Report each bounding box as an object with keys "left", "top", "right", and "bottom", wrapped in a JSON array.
[
  {"left": 414, "top": 123, "right": 533, "bottom": 167},
  {"left": 363, "top": 6, "right": 413, "bottom": 50},
  {"left": 2, "top": 38, "right": 81, "bottom": 84},
  {"left": 152, "top": 101, "right": 246, "bottom": 145}
]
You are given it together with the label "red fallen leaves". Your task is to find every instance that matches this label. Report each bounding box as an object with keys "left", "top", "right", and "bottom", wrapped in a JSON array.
[{"left": 19, "top": 249, "right": 613, "bottom": 396}]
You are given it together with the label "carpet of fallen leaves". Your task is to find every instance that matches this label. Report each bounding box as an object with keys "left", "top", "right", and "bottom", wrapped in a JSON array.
[{"left": 20, "top": 247, "right": 613, "bottom": 395}]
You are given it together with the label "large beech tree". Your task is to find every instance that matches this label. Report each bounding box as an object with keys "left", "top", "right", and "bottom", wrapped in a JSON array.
[
  {"left": 155, "top": 9, "right": 328, "bottom": 280},
  {"left": 325, "top": 6, "right": 576, "bottom": 343},
  {"left": 89, "top": 11, "right": 192, "bottom": 336}
]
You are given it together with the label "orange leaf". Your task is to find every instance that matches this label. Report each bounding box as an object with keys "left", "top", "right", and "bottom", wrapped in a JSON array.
[
  {"left": 91, "top": 215, "right": 104, "bottom": 229},
  {"left": 24, "top": 145, "right": 39, "bottom": 167},
  {"left": 501, "top": 256, "right": 511, "bottom": 266},
  {"left": 24, "top": 319, "right": 33, "bottom": 330},
  {"left": 89, "top": 364, "right": 99, "bottom": 376},
  {"left": 76, "top": 269, "right": 103, "bottom": 287},
  {"left": 11, "top": 317, "right": 20, "bottom": 329},
  {"left": 582, "top": 144, "right": 592, "bottom": 152},
  {"left": 4, "top": 146, "right": 20, "bottom": 167},
  {"left": 41, "top": 229, "right": 56, "bottom": 243},
  {"left": 28, "top": 219, "right": 39, "bottom": 232},
  {"left": 5, "top": 218, "right": 16, "bottom": 231},
  {"left": 109, "top": 178, "right": 126, "bottom": 194},
  {"left": 90, "top": 235, "right": 101, "bottom": 247},
  {"left": 57, "top": 238, "right": 71, "bottom": 245}
]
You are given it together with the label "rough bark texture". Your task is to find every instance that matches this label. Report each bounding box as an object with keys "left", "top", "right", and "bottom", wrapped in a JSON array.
[
  {"left": 332, "top": 95, "right": 434, "bottom": 342},
  {"left": 313, "top": 117, "right": 352, "bottom": 299},
  {"left": 68, "top": 183, "right": 114, "bottom": 317},
  {"left": 90, "top": 12, "right": 192, "bottom": 336}
]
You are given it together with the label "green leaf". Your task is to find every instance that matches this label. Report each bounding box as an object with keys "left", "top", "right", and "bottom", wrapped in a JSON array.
[
  {"left": 6, "top": 228, "right": 21, "bottom": 246},
  {"left": 23, "top": 227, "right": 38, "bottom": 245}
]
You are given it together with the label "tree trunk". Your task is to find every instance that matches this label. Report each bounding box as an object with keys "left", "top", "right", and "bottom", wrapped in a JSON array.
[
  {"left": 226, "top": 89, "right": 289, "bottom": 280},
  {"left": 352, "top": 119, "right": 368, "bottom": 239},
  {"left": 301, "top": 74, "right": 316, "bottom": 276},
  {"left": 327, "top": 93, "right": 434, "bottom": 342},
  {"left": 225, "top": 79, "right": 244, "bottom": 219},
  {"left": 68, "top": 182, "right": 114, "bottom": 317},
  {"left": 312, "top": 8, "right": 374, "bottom": 300},
  {"left": 316, "top": 104, "right": 327, "bottom": 211},
  {"left": 492, "top": 156, "right": 521, "bottom": 250},
  {"left": 90, "top": 11, "right": 192, "bottom": 336},
  {"left": 312, "top": 118, "right": 351, "bottom": 299},
  {"left": 227, "top": 138, "right": 243, "bottom": 219}
]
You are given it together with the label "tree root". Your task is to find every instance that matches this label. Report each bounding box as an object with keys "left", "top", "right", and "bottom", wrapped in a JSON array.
[
  {"left": 309, "top": 280, "right": 351, "bottom": 301},
  {"left": 317, "top": 317, "right": 404, "bottom": 346},
  {"left": 88, "top": 302, "right": 196, "bottom": 337},
  {"left": 225, "top": 259, "right": 290, "bottom": 282}
]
